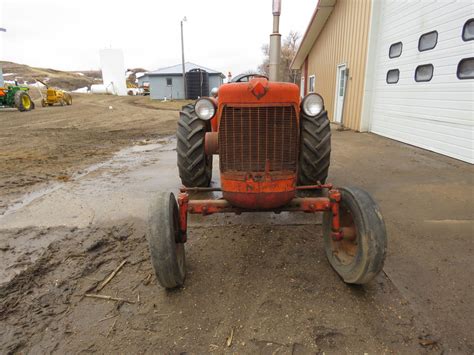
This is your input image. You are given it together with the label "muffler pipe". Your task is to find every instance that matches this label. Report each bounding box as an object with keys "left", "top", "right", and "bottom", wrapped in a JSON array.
[{"left": 269, "top": 0, "right": 282, "bottom": 82}]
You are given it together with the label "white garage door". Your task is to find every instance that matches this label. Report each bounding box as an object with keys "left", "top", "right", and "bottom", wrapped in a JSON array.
[{"left": 369, "top": 0, "right": 474, "bottom": 163}]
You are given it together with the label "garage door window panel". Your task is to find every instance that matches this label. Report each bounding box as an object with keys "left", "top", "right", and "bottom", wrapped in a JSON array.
[
  {"left": 415, "top": 64, "right": 434, "bottom": 82},
  {"left": 389, "top": 42, "right": 403, "bottom": 58},
  {"left": 418, "top": 31, "right": 438, "bottom": 51},
  {"left": 386, "top": 69, "right": 400, "bottom": 84},
  {"left": 462, "top": 19, "right": 474, "bottom": 41},
  {"left": 457, "top": 58, "right": 474, "bottom": 79}
]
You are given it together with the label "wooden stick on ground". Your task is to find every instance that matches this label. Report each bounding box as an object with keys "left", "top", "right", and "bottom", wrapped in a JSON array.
[
  {"left": 84, "top": 293, "right": 135, "bottom": 304},
  {"left": 97, "top": 260, "right": 127, "bottom": 291}
]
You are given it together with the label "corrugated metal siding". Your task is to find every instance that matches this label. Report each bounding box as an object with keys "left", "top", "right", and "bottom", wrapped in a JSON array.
[
  {"left": 304, "top": 0, "right": 372, "bottom": 130},
  {"left": 370, "top": 0, "right": 474, "bottom": 163}
]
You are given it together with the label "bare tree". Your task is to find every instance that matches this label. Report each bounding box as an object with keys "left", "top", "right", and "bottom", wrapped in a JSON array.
[{"left": 258, "top": 31, "right": 301, "bottom": 83}]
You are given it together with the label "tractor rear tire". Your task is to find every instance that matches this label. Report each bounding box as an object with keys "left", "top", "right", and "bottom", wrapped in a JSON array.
[
  {"left": 147, "top": 192, "right": 186, "bottom": 289},
  {"left": 323, "top": 187, "right": 387, "bottom": 285},
  {"left": 14, "top": 91, "right": 33, "bottom": 112},
  {"left": 297, "top": 110, "right": 331, "bottom": 185},
  {"left": 177, "top": 104, "right": 212, "bottom": 187}
]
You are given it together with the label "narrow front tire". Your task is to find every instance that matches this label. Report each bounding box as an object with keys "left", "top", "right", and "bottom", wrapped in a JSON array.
[
  {"left": 323, "top": 187, "right": 387, "bottom": 285},
  {"left": 147, "top": 192, "right": 186, "bottom": 289}
]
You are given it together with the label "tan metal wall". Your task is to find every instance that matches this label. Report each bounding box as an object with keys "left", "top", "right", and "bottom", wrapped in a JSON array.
[{"left": 303, "top": 0, "right": 372, "bottom": 131}]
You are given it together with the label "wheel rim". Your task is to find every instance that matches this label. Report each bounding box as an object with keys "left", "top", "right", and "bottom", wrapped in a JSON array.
[
  {"left": 172, "top": 201, "right": 185, "bottom": 275},
  {"left": 22, "top": 95, "right": 31, "bottom": 110},
  {"left": 330, "top": 204, "right": 358, "bottom": 265}
]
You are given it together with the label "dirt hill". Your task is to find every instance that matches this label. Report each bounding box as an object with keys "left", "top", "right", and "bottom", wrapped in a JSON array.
[
  {"left": 0, "top": 61, "right": 102, "bottom": 91},
  {"left": 1, "top": 62, "right": 149, "bottom": 91}
]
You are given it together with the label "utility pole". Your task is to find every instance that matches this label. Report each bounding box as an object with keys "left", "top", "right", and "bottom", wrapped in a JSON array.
[{"left": 181, "top": 17, "right": 187, "bottom": 99}]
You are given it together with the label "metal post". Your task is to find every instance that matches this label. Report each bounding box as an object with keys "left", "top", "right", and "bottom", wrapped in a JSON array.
[
  {"left": 269, "top": 0, "right": 282, "bottom": 82},
  {"left": 180, "top": 17, "right": 187, "bottom": 99}
]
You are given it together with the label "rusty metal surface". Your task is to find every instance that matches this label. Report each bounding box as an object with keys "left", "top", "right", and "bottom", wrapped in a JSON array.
[
  {"left": 182, "top": 194, "right": 332, "bottom": 216},
  {"left": 204, "top": 132, "right": 218, "bottom": 155},
  {"left": 219, "top": 105, "right": 298, "bottom": 173}
]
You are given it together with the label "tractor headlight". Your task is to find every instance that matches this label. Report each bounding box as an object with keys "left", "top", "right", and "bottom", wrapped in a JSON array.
[
  {"left": 195, "top": 98, "right": 216, "bottom": 120},
  {"left": 302, "top": 93, "right": 324, "bottom": 117}
]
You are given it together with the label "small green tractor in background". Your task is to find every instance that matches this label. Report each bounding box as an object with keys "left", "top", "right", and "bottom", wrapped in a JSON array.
[{"left": 0, "top": 85, "right": 35, "bottom": 112}]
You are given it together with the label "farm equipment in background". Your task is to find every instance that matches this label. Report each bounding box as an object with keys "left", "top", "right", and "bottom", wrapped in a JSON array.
[
  {"left": 36, "top": 80, "right": 72, "bottom": 107},
  {"left": 0, "top": 85, "right": 35, "bottom": 112},
  {"left": 147, "top": 0, "right": 387, "bottom": 289},
  {"left": 140, "top": 81, "right": 150, "bottom": 96}
]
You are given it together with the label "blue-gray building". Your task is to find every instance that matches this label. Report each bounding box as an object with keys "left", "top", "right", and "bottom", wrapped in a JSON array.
[{"left": 138, "top": 62, "right": 225, "bottom": 100}]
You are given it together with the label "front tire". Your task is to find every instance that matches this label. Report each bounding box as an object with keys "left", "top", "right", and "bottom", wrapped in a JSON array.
[
  {"left": 65, "top": 93, "right": 72, "bottom": 105},
  {"left": 147, "top": 192, "right": 186, "bottom": 289},
  {"left": 177, "top": 104, "right": 212, "bottom": 187},
  {"left": 297, "top": 110, "right": 331, "bottom": 185},
  {"left": 323, "top": 187, "right": 387, "bottom": 285}
]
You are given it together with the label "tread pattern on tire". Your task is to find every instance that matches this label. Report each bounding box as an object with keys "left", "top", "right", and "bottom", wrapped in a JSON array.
[
  {"left": 297, "top": 110, "right": 331, "bottom": 185},
  {"left": 177, "top": 104, "right": 212, "bottom": 187},
  {"left": 14, "top": 91, "right": 31, "bottom": 112}
]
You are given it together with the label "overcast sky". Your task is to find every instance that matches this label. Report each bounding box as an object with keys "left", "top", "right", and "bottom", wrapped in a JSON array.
[{"left": 0, "top": 0, "right": 317, "bottom": 75}]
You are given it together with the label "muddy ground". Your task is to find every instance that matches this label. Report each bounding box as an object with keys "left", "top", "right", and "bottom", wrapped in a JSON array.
[
  {"left": 0, "top": 94, "right": 190, "bottom": 214},
  {"left": 0, "top": 95, "right": 473, "bottom": 354}
]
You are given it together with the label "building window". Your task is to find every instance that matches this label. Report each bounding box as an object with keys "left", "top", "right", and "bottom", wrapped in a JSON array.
[
  {"left": 462, "top": 19, "right": 474, "bottom": 41},
  {"left": 389, "top": 42, "right": 402, "bottom": 58},
  {"left": 166, "top": 78, "right": 173, "bottom": 86},
  {"left": 386, "top": 69, "right": 400, "bottom": 84},
  {"left": 418, "top": 31, "right": 438, "bottom": 52},
  {"left": 415, "top": 64, "right": 434, "bottom": 82},
  {"left": 308, "top": 75, "right": 315, "bottom": 93},
  {"left": 457, "top": 58, "right": 474, "bottom": 79}
]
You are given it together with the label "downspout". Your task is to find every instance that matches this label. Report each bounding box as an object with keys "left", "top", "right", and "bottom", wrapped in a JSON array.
[{"left": 304, "top": 57, "right": 309, "bottom": 96}]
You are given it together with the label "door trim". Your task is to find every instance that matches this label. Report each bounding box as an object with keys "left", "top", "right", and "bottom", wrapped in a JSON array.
[{"left": 334, "top": 63, "right": 347, "bottom": 124}]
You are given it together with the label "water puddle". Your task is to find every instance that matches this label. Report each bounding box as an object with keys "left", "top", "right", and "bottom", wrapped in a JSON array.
[{"left": 0, "top": 138, "right": 174, "bottom": 219}]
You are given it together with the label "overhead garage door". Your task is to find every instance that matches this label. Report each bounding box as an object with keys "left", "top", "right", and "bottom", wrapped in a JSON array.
[{"left": 369, "top": 0, "right": 474, "bottom": 163}]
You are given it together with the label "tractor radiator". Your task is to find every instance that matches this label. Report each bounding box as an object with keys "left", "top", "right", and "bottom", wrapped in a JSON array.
[{"left": 219, "top": 105, "right": 298, "bottom": 173}]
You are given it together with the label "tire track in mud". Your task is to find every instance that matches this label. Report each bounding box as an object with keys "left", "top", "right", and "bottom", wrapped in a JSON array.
[{"left": 0, "top": 219, "right": 441, "bottom": 354}]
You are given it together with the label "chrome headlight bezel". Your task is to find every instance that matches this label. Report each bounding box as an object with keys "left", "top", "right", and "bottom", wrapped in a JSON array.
[
  {"left": 195, "top": 98, "right": 216, "bottom": 120},
  {"left": 301, "top": 93, "right": 324, "bottom": 117}
]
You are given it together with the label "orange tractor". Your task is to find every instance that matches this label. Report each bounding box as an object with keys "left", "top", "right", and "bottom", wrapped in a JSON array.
[{"left": 147, "top": 0, "right": 387, "bottom": 289}]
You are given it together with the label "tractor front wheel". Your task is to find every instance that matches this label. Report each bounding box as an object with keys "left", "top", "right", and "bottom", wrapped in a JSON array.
[
  {"left": 14, "top": 91, "right": 33, "bottom": 112},
  {"left": 323, "top": 187, "right": 387, "bottom": 285},
  {"left": 147, "top": 192, "right": 186, "bottom": 289},
  {"left": 41, "top": 99, "right": 47, "bottom": 107},
  {"left": 177, "top": 104, "right": 212, "bottom": 187},
  {"left": 65, "top": 93, "right": 72, "bottom": 105},
  {"left": 297, "top": 110, "right": 331, "bottom": 185}
]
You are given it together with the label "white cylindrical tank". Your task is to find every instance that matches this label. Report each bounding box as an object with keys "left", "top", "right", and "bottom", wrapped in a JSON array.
[{"left": 90, "top": 84, "right": 116, "bottom": 94}]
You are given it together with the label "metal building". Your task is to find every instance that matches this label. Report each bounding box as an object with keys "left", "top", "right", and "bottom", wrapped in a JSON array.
[
  {"left": 292, "top": 0, "right": 473, "bottom": 163},
  {"left": 138, "top": 62, "right": 225, "bottom": 100}
]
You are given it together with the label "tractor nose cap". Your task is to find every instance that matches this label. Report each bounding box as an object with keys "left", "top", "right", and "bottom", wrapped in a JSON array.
[{"left": 250, "top": 81, "right": 268, "bottom": 99}]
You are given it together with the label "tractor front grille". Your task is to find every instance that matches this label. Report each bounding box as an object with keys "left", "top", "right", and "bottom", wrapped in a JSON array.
[{"left": 219, "top": 105, "right": 298, "bottom": 173}]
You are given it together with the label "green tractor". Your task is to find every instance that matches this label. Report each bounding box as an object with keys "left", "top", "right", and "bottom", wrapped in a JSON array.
[{"left": 0, "top": 85, "right": 35, "bottom": 112}]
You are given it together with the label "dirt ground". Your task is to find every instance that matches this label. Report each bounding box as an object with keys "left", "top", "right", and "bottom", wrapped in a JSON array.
[
  {"left": 0, "top": 95, "right": 473, "bottom": 354},
  {"left": 0, "top": 94, "right": 190, "bottom": 214}
]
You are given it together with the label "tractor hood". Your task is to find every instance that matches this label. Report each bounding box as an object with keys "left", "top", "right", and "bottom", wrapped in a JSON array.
[{"left": 218, "top": 78, "right": 300, "bottom": 107}]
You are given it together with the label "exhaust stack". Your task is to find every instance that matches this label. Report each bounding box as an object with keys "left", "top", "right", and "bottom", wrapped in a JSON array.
[{"left": 269, "top": 0, "right": 282, "bottom": 82}]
